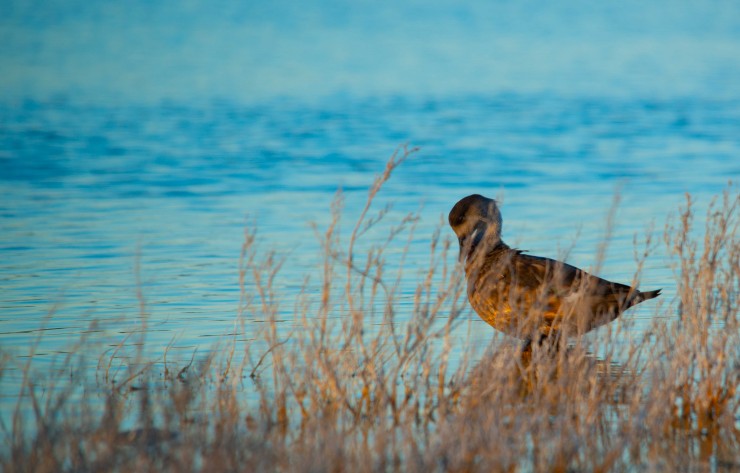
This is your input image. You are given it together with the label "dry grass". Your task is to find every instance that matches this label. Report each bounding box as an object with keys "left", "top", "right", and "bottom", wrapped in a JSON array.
[{"left": 2, "top": 149, "right": 739, "bottom": 472}]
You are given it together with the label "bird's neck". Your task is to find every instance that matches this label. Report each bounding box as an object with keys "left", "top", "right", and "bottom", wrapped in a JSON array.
[{"left": 463, "top": 238, "right": 508, "bottom": 270}]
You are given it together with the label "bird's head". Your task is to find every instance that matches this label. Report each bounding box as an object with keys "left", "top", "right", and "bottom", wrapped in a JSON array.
[{"left": 448, "top": 194, "right": 503, "bottom": 262}]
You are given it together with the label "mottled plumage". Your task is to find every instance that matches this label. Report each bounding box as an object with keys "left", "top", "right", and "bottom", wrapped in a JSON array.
[{"left": 449, "top": 194, "right": 661, "bottom": 342}]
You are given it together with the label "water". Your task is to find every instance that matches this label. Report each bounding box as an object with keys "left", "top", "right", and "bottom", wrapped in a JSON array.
[{"left": 1, "top": 0, "right": 740, "bottom": 427}]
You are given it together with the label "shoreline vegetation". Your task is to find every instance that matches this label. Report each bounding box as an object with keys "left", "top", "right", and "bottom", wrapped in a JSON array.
[{"left": 2, "top": 149, "right": 739, "bottom": 472}]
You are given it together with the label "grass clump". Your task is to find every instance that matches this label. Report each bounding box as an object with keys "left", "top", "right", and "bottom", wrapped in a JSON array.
[{"left": 1, "top": 149, "right": 739, "bottom": 472}]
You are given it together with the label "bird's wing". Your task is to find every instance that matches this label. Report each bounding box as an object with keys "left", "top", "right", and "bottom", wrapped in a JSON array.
[
  {"left": 509, "top": 251, "right": 580, "bottom": 291},
  {"left": 512, "top": 251, "right": 632, "bottom": 296}
]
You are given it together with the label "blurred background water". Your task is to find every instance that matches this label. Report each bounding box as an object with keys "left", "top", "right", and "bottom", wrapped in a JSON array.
[{"left": 1, "top": 0, "right": 740, "bottom": 417}]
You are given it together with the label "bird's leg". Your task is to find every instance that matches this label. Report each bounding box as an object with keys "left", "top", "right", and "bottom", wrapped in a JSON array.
[{"left": 535, "top": 333, "right": 563, "bottom": 356}]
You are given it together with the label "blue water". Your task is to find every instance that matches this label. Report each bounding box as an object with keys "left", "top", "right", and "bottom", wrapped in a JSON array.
[
  {"left": 3, "top": 1, "right": 740, "bottom": 103},
  {"left": 1, "top": 0, "right": 740, "bottom": 423}
]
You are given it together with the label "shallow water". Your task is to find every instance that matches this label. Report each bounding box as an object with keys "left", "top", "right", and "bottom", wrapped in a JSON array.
[{"left": 2, "top": 0, "right": 740, "bottom": 426}]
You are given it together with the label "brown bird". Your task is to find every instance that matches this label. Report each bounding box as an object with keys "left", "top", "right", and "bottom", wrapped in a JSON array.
[{"left": 449, "top": 194, "right": 660, "bottom": 344}]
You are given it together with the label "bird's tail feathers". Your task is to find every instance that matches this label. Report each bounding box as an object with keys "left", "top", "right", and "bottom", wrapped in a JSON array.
[{"left": 638, "top": 289, "right": 662, "bottom": 302}]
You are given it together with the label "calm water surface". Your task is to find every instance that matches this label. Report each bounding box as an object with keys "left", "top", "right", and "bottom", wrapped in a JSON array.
[{"left": 2, "top": 0, "right": 740, "bottom": 425}]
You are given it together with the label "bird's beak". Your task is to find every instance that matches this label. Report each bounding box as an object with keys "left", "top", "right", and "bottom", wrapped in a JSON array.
[
  {"left": 458, "top": 225, "right": 486, "bottom": 263},
  {"left": 458, "top": 229, "right": 476, "bottom": 263}
]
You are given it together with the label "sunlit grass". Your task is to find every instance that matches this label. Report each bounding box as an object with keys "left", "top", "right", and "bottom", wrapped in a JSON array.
[{"left": 2, "top": 149, "right": 738, "bottom": 472}]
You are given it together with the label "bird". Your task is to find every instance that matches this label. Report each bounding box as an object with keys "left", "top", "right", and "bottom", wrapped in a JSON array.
[{"left": 448, "top": 194, "right": 661, "bottom": 345}]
